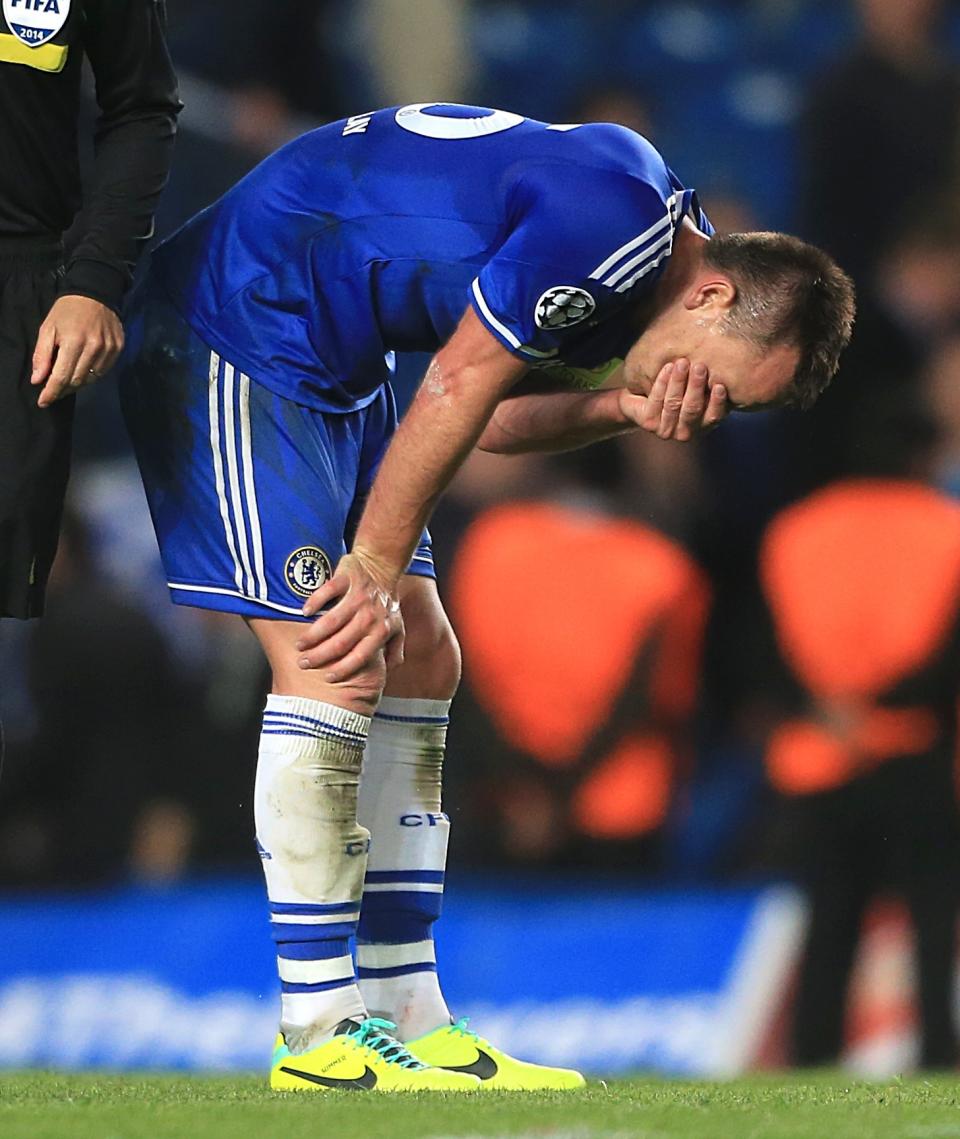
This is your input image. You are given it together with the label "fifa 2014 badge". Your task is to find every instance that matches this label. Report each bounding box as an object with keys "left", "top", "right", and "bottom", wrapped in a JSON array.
[{"left": 3, "top": 0, "right": 70, "bottom": 47}]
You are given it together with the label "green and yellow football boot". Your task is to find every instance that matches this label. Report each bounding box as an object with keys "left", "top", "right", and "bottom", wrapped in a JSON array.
[
  {"left": 406, "top": 1017, "right": 586, "bottom": 1091},
  {"left": 270, "top": 1016, "right": 480, "bottom": 1092}
]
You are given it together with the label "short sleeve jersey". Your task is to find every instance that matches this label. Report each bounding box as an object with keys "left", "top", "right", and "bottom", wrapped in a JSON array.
[{"left": 153, "top": 103, "right": 712, "bottom": 413}]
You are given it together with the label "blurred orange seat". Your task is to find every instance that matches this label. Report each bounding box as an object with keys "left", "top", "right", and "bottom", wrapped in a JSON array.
[{"left": 450, "top": 501, "right": 709, "bottom": 839}]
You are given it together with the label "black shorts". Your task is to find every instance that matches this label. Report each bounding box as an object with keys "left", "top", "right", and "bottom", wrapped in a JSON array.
[{"left": 0, "top": 238, "right": 74, "bottom": 619}]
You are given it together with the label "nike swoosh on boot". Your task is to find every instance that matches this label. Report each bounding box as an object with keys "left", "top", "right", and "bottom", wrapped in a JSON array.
[
  {"left": 441, "top": 1050, "right": 498, "bottom": 1080},
  {"left": 279, "top": 1064, "right": 378, "bottom": 1090}
]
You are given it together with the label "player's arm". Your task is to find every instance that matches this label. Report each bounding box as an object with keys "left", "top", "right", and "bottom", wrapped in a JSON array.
[
  {"left": 297, "top": 316, "right": 723, "bottom": 680},
  {"left": 477, "top": 358, "right": 727, "bottom": 452},
  {"left": 296, "top": 306, "right": 529, "bottom": 680}
]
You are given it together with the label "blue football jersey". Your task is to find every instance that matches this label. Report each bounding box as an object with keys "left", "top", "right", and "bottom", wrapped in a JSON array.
[{"left": 153, "top": 103, "right": 712, "bottom": 413}]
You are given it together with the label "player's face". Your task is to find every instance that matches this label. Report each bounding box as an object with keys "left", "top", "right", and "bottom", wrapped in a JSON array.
[
  {"left": 699, "top": 336, "right": 799, "bottom": 413},
  {"left": 624, "top": 314, "right": 800, "bottom": 413}
]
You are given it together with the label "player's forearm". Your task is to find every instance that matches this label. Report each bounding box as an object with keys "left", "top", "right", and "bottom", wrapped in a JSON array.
[
  {"left": 477, "top": 387, "right": 635, "bottom": 454},
  {"left": 352, "top": 360, "right": 518, "bottom": 587}
]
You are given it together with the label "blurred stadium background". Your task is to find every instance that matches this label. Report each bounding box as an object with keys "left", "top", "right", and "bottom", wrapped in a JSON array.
[{"left": 3, "top": 0, "right": 960, "bottom": 1079}]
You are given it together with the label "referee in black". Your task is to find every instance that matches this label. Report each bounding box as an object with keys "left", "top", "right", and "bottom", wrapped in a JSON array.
[{"left": 0, "top": 0, "right": 180, "bottom": 620}]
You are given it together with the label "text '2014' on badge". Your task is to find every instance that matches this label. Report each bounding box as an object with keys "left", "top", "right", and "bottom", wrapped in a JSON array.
[{"left": 4, "top": 0, "right": 70, "bottom": 48}]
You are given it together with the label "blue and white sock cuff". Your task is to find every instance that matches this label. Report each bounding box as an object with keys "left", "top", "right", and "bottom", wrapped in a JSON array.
[
  {"left": 262, "top": 694, "right": 371, "bottom": 752},
  {"left": 277, "top": 953, "right": 357, "bottom": 993},
  {"left": 269, "top": 899, "right": 361, "bottom": 942},
  {"left": 363, "top": 869, "right": 445, "bottom": 893},
  {"left": 356, "top": 940, "right": 437, "bottom": 976},
  {"left": 373, "top": 696, "right": 452, "bottom": 727}
]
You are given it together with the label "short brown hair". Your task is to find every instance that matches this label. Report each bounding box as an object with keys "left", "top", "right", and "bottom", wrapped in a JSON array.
[{"left": 703, "top": 232, "right": 856, "bottom": 410}]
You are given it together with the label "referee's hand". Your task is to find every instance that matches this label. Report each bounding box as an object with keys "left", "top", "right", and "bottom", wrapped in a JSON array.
[{"left": 31, "top": 295, "right": 124, "bottom": 408}]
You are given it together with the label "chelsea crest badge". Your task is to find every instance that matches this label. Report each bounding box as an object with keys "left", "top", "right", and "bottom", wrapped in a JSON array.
[
  {"left": 4, "top": 0, "right": 71, "bottom": 49},
  {"left": 285, "top": 546, "right": 332, "bottom": 599}
]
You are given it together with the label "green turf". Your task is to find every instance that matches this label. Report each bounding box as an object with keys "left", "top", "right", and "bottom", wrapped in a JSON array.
[{"left": 3, "top": 1072, "right": 960, "bottom": 1139}]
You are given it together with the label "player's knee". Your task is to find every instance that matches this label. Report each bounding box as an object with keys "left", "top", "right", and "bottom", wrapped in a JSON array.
[
  {"left": 399, "top": 605, "right": 462, "bottom": 698},
  {"left": 250, "top": 617, "right": 386, "bottom": 715}
]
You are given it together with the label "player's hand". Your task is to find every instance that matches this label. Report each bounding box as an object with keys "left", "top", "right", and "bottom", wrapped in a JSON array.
[
  {"left": 619, "top": 358, "right": 727, "bottom": 441},
  {"left": 296, "top": 552, "right": 405, "bottom": 682},
  {"left": 31, "top": 295, "right": 124, "bottom": 408}
]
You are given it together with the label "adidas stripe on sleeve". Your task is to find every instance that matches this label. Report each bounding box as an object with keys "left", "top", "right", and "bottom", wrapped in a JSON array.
[{"left": 471, "top": 162, "right": 702, "bottom": 362}]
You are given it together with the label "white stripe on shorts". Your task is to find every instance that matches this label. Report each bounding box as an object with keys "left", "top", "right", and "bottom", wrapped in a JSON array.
[
  {"left": 167, "top": 582, "right": 305, "bottom": 617},
  {"left": 208, "top": 351, "right": 245, "bottom": 592},
  {"left": 238, "top": 372, "right": 268, "bottom": 601},
  {"left": 221, "top": 361, "right": 256, "bottom": 597}
]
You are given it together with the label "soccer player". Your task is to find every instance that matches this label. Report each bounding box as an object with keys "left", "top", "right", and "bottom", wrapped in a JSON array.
[{"left": 119, "top": 103, "right": 855, "bottom": 1092}]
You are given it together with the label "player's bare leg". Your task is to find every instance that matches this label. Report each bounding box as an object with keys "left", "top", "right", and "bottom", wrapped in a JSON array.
[
  {"left": 355, "top": 576, "right": 585, "bottom": 1089},
  {"left": 252, "top": 617, "right": 387, "bottom": 714}
]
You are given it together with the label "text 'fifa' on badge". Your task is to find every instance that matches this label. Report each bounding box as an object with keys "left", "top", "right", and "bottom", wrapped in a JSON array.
[
  {"left": 3, "top": 0, "right": 70, "bottom": 48},
  {"left": 534, "top": 286, "right": 596, "bottom": 331},
  {"left": 285, "top": 546, "right": 333, "bottom": 598}
]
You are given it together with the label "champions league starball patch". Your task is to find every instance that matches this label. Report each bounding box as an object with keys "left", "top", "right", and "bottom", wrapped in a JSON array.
[
  {"left": 534, "top": 285, "right": 596, "bottom": 331},
  {"left": 284, "top": 546, "right": 332, "bottom": 598},
  {"left": 3, "top": 0, "right": 70, "bottom": 48}
]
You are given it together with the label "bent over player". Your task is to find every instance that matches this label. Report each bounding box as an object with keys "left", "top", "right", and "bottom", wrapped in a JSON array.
[{"left": 119, "top": 104, "right": 855, "bottom": 1092}]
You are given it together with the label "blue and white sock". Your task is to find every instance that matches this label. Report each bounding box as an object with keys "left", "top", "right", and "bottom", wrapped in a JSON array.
[
  {"left": 357, "top": 696, "right": 453, "bottom": 1041},
  {"left": 254, "top": 694, "right": 371, "bottom": 1052}
]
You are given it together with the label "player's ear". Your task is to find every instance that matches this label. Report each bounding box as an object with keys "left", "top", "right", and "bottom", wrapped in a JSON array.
[{"left": 683, "top": 276, "right": 737, "bottom": 313}]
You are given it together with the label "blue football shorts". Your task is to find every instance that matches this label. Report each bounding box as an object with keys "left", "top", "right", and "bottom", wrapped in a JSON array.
[{"left": 118, "top": 283, "right": 434, "bottom": 622}]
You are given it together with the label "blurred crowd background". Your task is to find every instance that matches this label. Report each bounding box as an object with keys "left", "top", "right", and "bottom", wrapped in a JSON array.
[{"left": 3, "top": 0, "right": 960, "bottom": 1068}]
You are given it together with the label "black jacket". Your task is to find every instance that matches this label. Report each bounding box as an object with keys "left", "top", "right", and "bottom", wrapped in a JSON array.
[{"left": 0, "top": 0, "right": 181, "bottom": 310}]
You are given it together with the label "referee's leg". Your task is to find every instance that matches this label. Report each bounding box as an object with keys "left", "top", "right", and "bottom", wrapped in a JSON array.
[{"left": 0, "top": 240, "right": 75, "bottom": 620}]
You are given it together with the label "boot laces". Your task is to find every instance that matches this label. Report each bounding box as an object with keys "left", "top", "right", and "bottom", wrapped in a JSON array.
[{"left": 348, "top": 1017, "right": 426, "bottom": 1070}]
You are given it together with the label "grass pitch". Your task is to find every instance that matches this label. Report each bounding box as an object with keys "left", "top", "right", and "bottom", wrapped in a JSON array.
[{"left": 3, "top": 1072, "right": 960, "bottom": 1139}]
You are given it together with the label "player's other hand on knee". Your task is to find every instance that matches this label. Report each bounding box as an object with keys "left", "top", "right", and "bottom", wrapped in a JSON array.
[
  {"left": 296, "top": 551, "right": 405, "bottom": 682},
  {"left": 32, "top": 295, "right": 125, "bottom": 408},
  {"left": 620, "top": 358, "right": 727, "bottom": 442}
]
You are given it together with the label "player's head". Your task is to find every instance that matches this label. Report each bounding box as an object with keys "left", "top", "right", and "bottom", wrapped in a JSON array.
[{"left": 626, "top": 230, "right": 856, "bottom": 412}]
